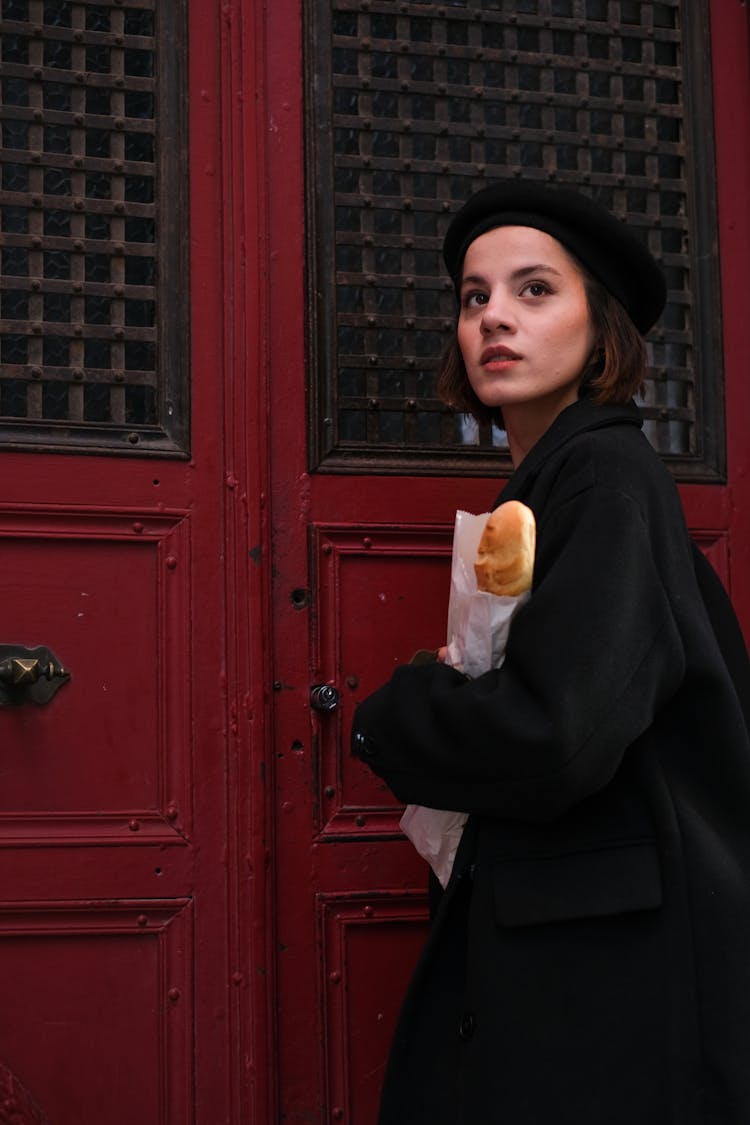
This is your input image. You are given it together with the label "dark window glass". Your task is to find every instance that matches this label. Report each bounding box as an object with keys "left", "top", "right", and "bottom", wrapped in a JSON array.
[
  {"left": 1, "top": 290, "right": 29, "bottom": 319},
  {"left": 85, "top": 254, "right": 111, "bottom": 283},
  {"left": 125, "top": 256, "right": 155, "bottom": 285},
  {"left": 85, "top": 6, "right": 111, "bottom": 32},
  {"left": 1, "top": 380, "right": 29, "bottom": 417},
  {"left": 1, "top": 335, "right": 28, "bottom": 363},
  {"left": 87, "top": 46, "right": 112, "bottom": 74},
  {"left": 44, "top": 40, "right": 72, "bottom": 69},
  {"left": 3, "top": 247, "right": 29, "bottom": 276},
  {"left": 44, "top": 210, "right": 71, "bottom": 237},
  {"left": 43, "top": 82, "right": 72, "bottom": 111},
  {"left": 2, "top": 78, "right": 29, "bottom": 107},
  {"left": 3, "top": 163, "right": 30, "bottom": 192},
  {"left": 44, "top": 2, "right": 71, "bottom": 27},
  {"left": 86, "top": 88, "right": 112, "bottom": 116},
  {"left": 42, "top": 336, "right": 69, "bottom": 365},
  {"left": 84, "top": 383, "right": 111, "bottom": 421},
  {"left": 44, "top": 293, "right": 71, "bottom": 322},
  {"left": 124, "top": 11, "right": 154, "bottom": 36},
  {"left": 45, "top": 168, "right": 72, "bottom": 195},
  {"left": 84, "top": 339, "right": 112, "bottom": 368},
  {"left": 125, "top": 385, "right": 156, "bottom": 424},
  {"left": 124, "top": 49, "right": 154, "bottom": 77},
  {"left": 2, "top": 36, "right": 30, "bottom": 65},
  {"left": 2, "top": 205, "right": 28, "bottom": 233},
  {"left": 42, "top": 382, "right": 69, "bottom": 419},
  {"left": 85, "top": 297, "right": 111, "bottom": 324}
]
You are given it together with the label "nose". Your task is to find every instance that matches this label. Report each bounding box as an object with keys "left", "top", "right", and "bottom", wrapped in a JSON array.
[{"left": 480, "top": 291, "right": 517, "bottom": 334}]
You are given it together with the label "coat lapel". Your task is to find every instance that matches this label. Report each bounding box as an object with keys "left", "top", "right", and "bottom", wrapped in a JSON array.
[{"left": 495, "top": 398, "right": 644, "bottom": 507}]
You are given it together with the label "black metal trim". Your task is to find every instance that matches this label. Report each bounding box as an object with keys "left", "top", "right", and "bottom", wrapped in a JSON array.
[
  {"left": 305, "top": 0, "right": 726, "bottom": 483},
  {"left": 0, "top": 0, "right": 190, "bottom": 459}
]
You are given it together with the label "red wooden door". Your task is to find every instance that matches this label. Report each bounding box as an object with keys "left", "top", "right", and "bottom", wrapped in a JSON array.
[
  {"left": 0, "top": 4, "right": 256, "bottom": 1122},
  {"left": 266, "top": 1, "right": 750, "bottom": 1122}
]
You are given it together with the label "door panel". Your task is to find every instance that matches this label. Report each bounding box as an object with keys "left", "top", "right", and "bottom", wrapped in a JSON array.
[
  {"left": 0, "top": 901, "right": 191, "bottom": 1123},
  {"left": 268, "top": 1, "right": 750, "bottom": 1122},
  {"left": 0, "top": 2, "right": 242, "bottom": 1121},
  {"left": 313, "top": 522, "right": 453, "bottom": 837},
  {"left": 320, "top": 893, "right": 428, "bottom": 1125},
  {"left": 0, "top": 510, "right": 189, "bottom": 834}
]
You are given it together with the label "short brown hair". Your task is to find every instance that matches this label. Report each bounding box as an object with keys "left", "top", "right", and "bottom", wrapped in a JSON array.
[{"left": 436, "top": 270, "right": 647, "bottom": 428}]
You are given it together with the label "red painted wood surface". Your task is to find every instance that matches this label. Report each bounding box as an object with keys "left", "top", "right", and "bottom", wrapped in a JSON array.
[
  {"left": 1, "top": 1, "right": 747, "bottom": 1122},
  {"left": 265, "top": 2, "right": 750, "bottom": 1123},
  {"left": 0, "top": 2, "right": 268, "bottom": 1121}
]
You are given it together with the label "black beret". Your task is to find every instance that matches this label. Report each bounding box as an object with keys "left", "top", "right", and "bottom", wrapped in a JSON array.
[{"left": 443, "top": 181, "right": 667, "bottom": 335}]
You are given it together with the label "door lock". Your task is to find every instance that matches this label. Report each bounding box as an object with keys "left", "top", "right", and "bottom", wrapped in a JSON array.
[
  {"left": 0, "top": 645, "right": 70, "bottom": 707},
  {"left": 310, "top": 684, "right": 339, "bottom": 713}
]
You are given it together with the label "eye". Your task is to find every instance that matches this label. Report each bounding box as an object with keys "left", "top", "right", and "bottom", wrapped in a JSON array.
[
  {"left": 520, "top": 280, "right": 552, "bottom": 298},
  {"left": 462, "top": 290, "right": 488, "bottom": 308}
]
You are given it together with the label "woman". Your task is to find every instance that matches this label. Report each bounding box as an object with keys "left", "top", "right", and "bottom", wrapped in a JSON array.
[{"left": 351, "top": 182, "right": 750, "bottom": 1124}]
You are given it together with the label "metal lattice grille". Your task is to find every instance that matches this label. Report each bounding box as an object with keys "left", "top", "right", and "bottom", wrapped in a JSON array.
[
  {"left": 307, "top": 0, "right": 724, "bottom": 479},
  {"left": 0, "top": 0, "right": 188, "bottom": 456}
]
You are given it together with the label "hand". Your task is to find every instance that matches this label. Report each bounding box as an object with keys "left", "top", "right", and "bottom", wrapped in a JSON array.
[{"left": 408, "top": 649, "right": 443, "bottom": 666}]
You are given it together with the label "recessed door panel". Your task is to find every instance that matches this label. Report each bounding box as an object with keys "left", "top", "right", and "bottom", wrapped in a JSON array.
[
  {"left": 0, "top": 901, "right": 191, "bottom": 1125},
  {"left": 0, "top": 512, "right": 190, "bottom": 842},
  {"left": 320, "top": 894, "right": 428, "bottom": 1125},
  {"left": 313, "top": 524, "right": 452, "bottom": 838}
]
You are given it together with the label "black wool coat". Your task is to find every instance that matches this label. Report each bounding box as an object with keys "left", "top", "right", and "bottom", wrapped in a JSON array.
[{"left": 351, "top": 398, "right": 750, "bottom": 1125}]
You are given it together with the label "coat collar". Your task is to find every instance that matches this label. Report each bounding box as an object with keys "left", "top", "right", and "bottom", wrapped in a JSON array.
[{"left": 496, "top": 397, "right": 643, "bottom": 506}]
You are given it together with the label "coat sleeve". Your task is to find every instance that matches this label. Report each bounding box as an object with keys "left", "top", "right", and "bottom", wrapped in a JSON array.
[{"left": 351, "top": 485, "right": 686, "bottom": 822}]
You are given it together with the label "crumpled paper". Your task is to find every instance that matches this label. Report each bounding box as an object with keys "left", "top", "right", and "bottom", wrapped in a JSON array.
[{"left": 400, "top": 510, "right": 530, "bottom": 888}]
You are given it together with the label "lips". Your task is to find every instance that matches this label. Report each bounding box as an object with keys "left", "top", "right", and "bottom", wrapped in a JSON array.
[{"left": 480, "top": 345, "right": 522, "bottom": 365}]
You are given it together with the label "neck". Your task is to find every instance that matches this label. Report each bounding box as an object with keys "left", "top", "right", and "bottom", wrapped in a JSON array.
[{"left": 503, "top": 394, "right": 578, "bottom": 468}]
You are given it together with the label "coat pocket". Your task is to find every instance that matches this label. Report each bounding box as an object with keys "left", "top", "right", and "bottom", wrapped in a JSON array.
[{"left": 492, "top": 840, "right": 662, "bottom": 928}]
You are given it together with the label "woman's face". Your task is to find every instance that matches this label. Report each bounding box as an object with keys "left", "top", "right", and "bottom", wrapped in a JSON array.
[{"left": 457, "top": 225, "right": 596, "bottom": 428}]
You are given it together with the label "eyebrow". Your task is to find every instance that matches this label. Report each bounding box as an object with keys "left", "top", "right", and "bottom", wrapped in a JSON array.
[{"left": 460, "top": 264, "right": 565, "bottom": 288}]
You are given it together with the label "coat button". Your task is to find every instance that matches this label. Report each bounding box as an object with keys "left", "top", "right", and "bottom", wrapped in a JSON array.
[
  {"left": 459, "top": 1011, "right": 475, "bottom": 1041},
  {"left": 352, "top": 729, "right": 376, "bottom": 757}
]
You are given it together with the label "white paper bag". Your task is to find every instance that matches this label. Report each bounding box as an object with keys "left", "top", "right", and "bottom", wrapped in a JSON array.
[{"left": 400, "top": 510, "right": 530, "bottom": 888}]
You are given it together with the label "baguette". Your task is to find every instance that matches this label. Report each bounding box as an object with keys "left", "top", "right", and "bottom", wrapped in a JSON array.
[{"left": 474, "top": 501, "right": 536, "bottom": 597}]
